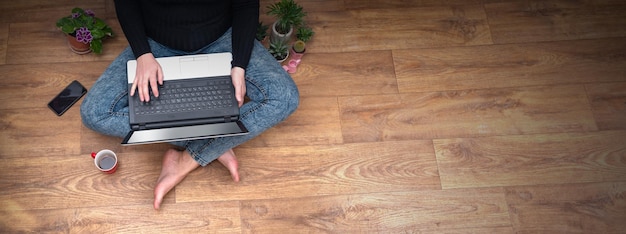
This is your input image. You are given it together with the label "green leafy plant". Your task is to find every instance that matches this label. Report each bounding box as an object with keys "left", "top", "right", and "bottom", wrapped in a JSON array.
[
  {"left": 256, "top": 21, "right": 269, "bottom": 41},
  {"left": 56, "top": 7, "right": 113, "bottom": 54},
  {"left": 292, "top": 26, "right": 314, "bottom": 53},
  {"left": 268, "top": 40, "right": 289, "bottom": 60},
  {"left": 296, "top": 26, "right": 314, "bottom": 42},
  {"left": 267, "top": 0, "right": 306, "bottom": 34}
]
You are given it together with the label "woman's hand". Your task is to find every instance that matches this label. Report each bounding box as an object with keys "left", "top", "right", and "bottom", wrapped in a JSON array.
[
  {"left": 231, "top": 66, "right": 246, "bottom": 107},
  {"left": 131, "top": 53, "right": 163, "bottom": 102}
]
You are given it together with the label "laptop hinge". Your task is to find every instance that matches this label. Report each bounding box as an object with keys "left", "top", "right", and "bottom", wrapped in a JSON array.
[
  {"left": 225, "top": 116, "right": 240, "bottom": 123},
  {"left": 142, "top": 117, "right": 224, "bottom": 130}
]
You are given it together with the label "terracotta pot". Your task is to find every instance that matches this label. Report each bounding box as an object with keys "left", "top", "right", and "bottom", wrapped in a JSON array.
[{"left": 66, "top": 35, "right": 91, "bottom": 54}]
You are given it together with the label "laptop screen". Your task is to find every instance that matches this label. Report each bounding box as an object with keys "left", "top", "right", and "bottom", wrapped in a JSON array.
[{"left": 123, "top": 121, "right": 248, "bottom": 145}]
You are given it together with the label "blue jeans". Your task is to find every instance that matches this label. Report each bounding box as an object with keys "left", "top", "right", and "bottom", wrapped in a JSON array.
[{"left": 80, "top": 29, "right": 299, "bottom": 166}]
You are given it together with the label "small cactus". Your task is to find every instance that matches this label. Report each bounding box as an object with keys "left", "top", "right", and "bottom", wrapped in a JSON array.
[{"left": 293, "top": 40, "right": 306, "bottom": 53}]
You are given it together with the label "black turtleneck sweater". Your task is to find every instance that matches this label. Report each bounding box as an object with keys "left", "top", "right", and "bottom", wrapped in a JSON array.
[{"left": 114, "top": 0, "right": 259, "bottom": 69}]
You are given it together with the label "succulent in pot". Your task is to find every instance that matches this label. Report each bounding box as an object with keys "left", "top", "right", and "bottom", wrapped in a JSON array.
[
  {"left": 266, "top": 0, "right": 305, "bottom": 44},
  {"left": 293, "top": 40, "right": 306, "bottom": 53},
  {"left": 256, "top": 21, "right": 269, "bottom": 42},
  {"left": 296, "top": 25, "right": 314, "bottom": 43},
  {"left": 268, "top": 40, "right": 289, "bottom": 63},
  {"left": 290, "top": 26, "right": 314, "bottom": 60}
]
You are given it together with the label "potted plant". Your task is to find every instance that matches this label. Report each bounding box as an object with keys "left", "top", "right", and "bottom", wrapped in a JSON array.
[
  {"left": 56, "top": 7, "right": 113, "bottom": 54},
  {"left": 266, "top": 0, "right": 305, "bottom": 44},
  {"left": 283, "top": 25, "right": 314, "bottom": 74},
  {"left": 291, "top": 26, "right": 314, "bottom": 60},
  {"left": 268, "top": 40, "right": 289, "bottom": 63},
  {"left": 256, "top": 21, "right": 269, "bottom": 42}
]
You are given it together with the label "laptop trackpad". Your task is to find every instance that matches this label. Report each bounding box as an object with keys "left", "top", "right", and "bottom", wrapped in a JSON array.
[{"left": 122, "top": 122, "right": 248, "bottom": 145}]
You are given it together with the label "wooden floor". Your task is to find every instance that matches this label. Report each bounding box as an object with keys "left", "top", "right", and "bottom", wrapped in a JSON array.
[{"left": 1, "top": 0, "right": 626, "bottom": 233}]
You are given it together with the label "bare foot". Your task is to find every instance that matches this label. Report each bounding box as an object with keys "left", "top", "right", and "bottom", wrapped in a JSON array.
[
  {"left": 153, "top": 149, "right": 200, "bottom": 210},
  {"left": 217, "top": 149, "right": 240, "bottom": 182}
]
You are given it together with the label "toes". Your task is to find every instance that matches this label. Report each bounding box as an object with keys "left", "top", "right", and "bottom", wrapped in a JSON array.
[
  {"left": 154, "top": 191, "right": 162, "bottom": 210},
  {"left": 231, "top": 168, "right": 240, "bottom": 182}
]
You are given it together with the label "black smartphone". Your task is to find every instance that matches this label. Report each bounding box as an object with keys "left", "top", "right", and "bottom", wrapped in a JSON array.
[{"left": 48, "top": 80, "right": 88, "bottom": 116}]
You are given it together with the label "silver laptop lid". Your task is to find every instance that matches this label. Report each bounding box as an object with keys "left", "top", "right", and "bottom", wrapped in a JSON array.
[{"left": 127, "top": 52, "right": 232, "bottom": 83}]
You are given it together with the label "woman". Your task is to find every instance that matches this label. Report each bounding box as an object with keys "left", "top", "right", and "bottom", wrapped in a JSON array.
[{"left": 80, "top": 0, "right": 299, "bottom": 209}]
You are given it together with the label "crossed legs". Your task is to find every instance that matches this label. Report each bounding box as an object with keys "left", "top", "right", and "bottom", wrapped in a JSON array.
[{"left": 82, "top": 37, "right": 298, "bottom": 210}]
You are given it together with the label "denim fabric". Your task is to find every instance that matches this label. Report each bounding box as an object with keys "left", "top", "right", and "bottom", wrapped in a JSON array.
[{"left": 81, "top": 29, "right": 299, "bottom": 166}]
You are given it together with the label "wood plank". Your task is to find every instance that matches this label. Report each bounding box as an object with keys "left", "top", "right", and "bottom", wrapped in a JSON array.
[
  {"left": 0, "top": 23, "right": 7, "bottom": 64},
  {"left": 485, "top": 0, "right": 626, "bottom": 43},
  {"left": 586, "top": 82, "right": 626, "bottom": 131},
  {"left": 240, "top": 189, "right": 512, "bottom": 233},
  {"left": 241, "top": 96, "right": 344, "bottom": 147},
  {"left": 0, "top": 151, "right": 170, "bottom": 210},
  {"left": 0, "top": 62, "right": 108, "bottom": 110},
  {"left": 434, "top": 131, "right": 626, "bottom": 189},
  {"left": 177, "top": 141, "right": 440, "bottom": 202},
  {"left": 0, "top": 201, "right": 241, "bottom": 233},
  {"left": 339, "top": 85, "right": 597, "bottom": 143},
  {"left": 0, "top": 0, "right": 107, "bottom": 23},
  {"left": 247, "top": 0, "right": 347, "bottom": 39},
  {"left": 261, "top": 0, "right": 346, "bottom": 14},
  {"left": 0, "top": 108, "right": 82, "bottom": 158},
  {"left": 104, "top": 0, "right": 117, "bottom": 19},
  {"left": 6, "top": 20, "right": 127, "bottom": 64},
  {"left": 2, "top": 0, "right": 626, "bottom": 232},
  {"left": 343, "top": 0, "right": 483, "bottom": 10},
  {"left": 306, "top": 5, "right": 492, "bottom": 53},
  {"left": 394, "top": 38, "right": 626, "bottom": 93},
  {"left": 291, "top": 51, "right": 398, "bottom": 97},
  {"left": 506, "top": 182, "right": 626, "bottom": 233}
]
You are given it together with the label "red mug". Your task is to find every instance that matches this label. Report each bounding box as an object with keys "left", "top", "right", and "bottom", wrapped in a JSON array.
[{"left": 91, "top": 149, "right": 118, "bottom": 174}]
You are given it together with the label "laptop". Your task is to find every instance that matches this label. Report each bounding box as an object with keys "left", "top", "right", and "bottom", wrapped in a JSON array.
[{"left": 121, "top": 52, "right": 249, "bottom": 145}]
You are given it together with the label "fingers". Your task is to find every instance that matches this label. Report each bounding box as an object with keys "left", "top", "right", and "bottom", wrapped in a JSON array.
[
  {"left": 149, "top": 77, "right": 160, "bottom": 99},
  {"left": 140, "top": 77, "right": 153, "bottom": 102},
  {"left": 235, "top": 83, "right": 246, "bottom": 107},
  {"left": 133, "top": 53, "right": 162, "bottom": 102},
  {"left": 130, "top": 80, "right": 138, "bottom": 97},
  {"left": 158, "top": 66, "right": 164, "bottom": 86},
  {"left": 231, "top": 67, "right": 246, "bottom": 107},
  {"left": 149, "top": 65, "right": 164, "bottom": 100},
  {"left": 131, "top": 73, "right": 163, "bottom": 103}
]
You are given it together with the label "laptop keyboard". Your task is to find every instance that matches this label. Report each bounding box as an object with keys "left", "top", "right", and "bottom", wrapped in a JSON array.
[{"left": 133, "top": 78, "right": 235, "bottom": 115}]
